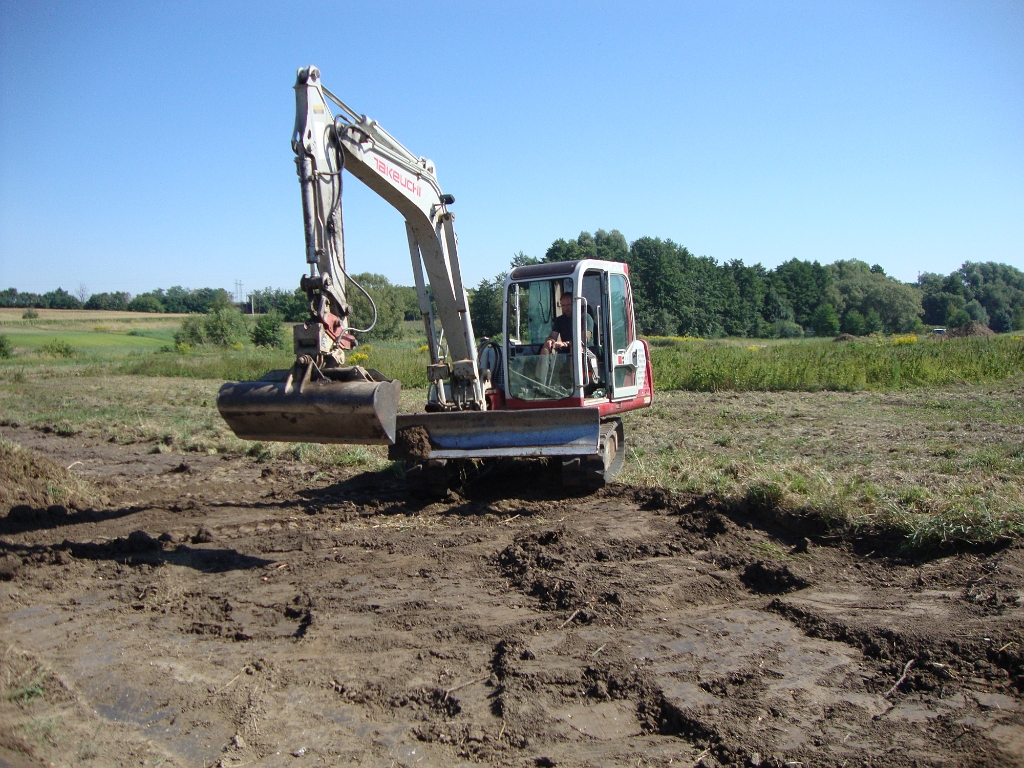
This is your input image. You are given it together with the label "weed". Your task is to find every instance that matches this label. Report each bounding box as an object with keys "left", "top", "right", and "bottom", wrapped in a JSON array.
[
  {"left": 744, "top": 481, "right": 785, "bottom": 513},
  {"left": 0, "top": 334, "right": 12, "bottom": 358},
  {"left": 21, "top": 716, "right": 60, "bottom": 746},
  {"left": 245, "top": 442, "right": 272, "bottom": 462},
  {"left": 21, "top": 308, "right": 38, "bottom": 319},
  {"left": 4, "top": 682, "right": 44, "bottom": 706}
]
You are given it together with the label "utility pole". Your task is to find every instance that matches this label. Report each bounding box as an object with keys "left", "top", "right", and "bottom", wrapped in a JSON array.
[{"left": 234, "top": 280, "right": 244, "bottom": 305}]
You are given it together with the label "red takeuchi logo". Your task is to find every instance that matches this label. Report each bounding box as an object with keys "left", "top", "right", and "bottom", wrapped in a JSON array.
[{"left": 375, "top": 158, "right": 421, "bottom": 197}]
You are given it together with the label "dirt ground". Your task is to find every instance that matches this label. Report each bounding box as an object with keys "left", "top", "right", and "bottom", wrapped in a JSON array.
[{"left": 1, "top": 425, "right": 1023, "bottom": 768}]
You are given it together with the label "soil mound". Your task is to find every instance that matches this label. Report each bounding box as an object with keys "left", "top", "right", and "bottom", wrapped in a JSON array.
[
  {"left": 395, "top": 426, "right": 432, "bottom": 459},
  {"left": 0, "top": 439, "right": 91, "bottom": 512},
  {"left": 833, "top": 333, "right": 858, "bottom": 342},
  {"left": 946, "top": 321, "right": 995, "bottom": 338}
]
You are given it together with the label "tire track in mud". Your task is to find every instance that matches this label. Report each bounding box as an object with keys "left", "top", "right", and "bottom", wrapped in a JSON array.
[{"left": 1, "top": 433, "right": 1023, "bottom": 766}]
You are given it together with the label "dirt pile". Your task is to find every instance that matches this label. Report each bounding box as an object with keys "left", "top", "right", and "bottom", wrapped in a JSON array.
[
  {"left": 947, "top": 320, "right": 996, "bottom": 338},
  {"left": 0, "top": 438, "right": 92, "bottom": 512}
]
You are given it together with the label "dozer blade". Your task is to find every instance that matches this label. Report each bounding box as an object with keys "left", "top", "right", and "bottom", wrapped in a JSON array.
[
  {"left": 392, "top": 408, "right": 601, "bottom": 460},
  {"left": 217, "top": 370, "right": 400, "bottom": 445}
]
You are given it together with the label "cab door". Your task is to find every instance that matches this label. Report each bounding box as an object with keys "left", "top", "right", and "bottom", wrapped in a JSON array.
[{"left": 608, "top": 272, "right": 644, "bottom": 401}]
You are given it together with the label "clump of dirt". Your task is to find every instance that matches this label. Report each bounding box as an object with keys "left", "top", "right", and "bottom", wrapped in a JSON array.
[
  {"left": 833, "top": 333, "right": 858, "bottom": 342},
  {"left": 740, "top": 560, "right": 810, "bottom": 594},
  {"left": 0, "top": 439, "right": 92, "bottom": 512},
  {"left": 946, "top": 321, "right": 995, "bottom": 338},
  {"left": 497, "top": 529, "right": 590, "bottom": 610},
  {"left": 395, "top": 426, "right": 432, "bottom": 459}
]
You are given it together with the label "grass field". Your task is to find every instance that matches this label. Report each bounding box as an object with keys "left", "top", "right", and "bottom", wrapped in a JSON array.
[{"left": 2, "top": 311, "right": 1022, "bottom": 551}]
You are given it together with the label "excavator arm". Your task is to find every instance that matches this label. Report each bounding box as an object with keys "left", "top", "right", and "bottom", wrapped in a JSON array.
[{"left": 293, "top": 66, "right": 482, "bottom": 408}]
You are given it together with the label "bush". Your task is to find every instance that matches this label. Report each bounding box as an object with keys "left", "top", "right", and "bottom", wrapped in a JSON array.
[
  {"left": 40, "top": 340, "right": 75, "bottom": 357},
  {"left": 0, "top": 335, "right": 12, "bottom": 358},
  {"left": 771, "top": 320, "right": 804, "bottom": 339},
  {"left": 203, "top": 307, "right": 249, "bottom": 347},
  {"left": 174, "top": 315, "right": 206, "bottom": 346},
  {"left": 173, "top": 308, "right": 248, "bottom": 348},
  {"left": 250, "top": 311, "right": 285, "bottom": 348},
  {"left": 21, "top": 309, "right": 38, "bottom": 320}
]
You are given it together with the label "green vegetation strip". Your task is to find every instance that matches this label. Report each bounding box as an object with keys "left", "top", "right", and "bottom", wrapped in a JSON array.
[{"left": 649, "top": 335, "right": 1024, "bottom": 392}]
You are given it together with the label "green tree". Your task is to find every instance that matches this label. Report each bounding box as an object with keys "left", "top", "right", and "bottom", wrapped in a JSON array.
[
  {"left": 864, "top": 308, "right": 883, "bottom": 334},
  {"left": 0, "top": 335, "right": 12, "bottom": 358},
  {"left": 393, "top": 285, "right": 420, "bottom": 321},
  {"left": 128, "top": 294, "right": 163, "bottom": 312},
  {"left": 772, "top": 259, "right": 832, "bottom": 327},
  {"left": 347, "top": 273, "right": 404, "bottom": 341},
  {"left": 946, "top": 307, "right": 971, "bottom": 328},
  {"left": 965, "top": 299, "right": 989, "bottom": 326},
  {"left": 810, "top": 303, "right": 840, "bottom": 337},
  {"left": 772, "top": 320, "right": 804, "bottom": 338},
  {"left": 468, "top": 274, "right": 505, "bottom": 338},
  {"left": 42, "top": 288, "right": 83, "bottom": 309},
  {"left": 510, "top": 251, "right": 539, "bottom": 268},
  {"left": 85, "top": 292, "right": 130, "bottom": 310},
  {"left": 828, "top": 259, "right": 922, "bottom": 333},
  {"left": 842, "top": 309, "right": 866, "bottom": 336}
]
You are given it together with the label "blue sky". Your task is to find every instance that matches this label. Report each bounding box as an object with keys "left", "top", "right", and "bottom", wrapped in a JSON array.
[{"left": 1, "top": 1, "right": 1021, "bottom": 297}]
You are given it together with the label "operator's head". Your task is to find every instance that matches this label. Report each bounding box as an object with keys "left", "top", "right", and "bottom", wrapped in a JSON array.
[{"left": 559, "top": 293, "right": 572, "bottom": 315}]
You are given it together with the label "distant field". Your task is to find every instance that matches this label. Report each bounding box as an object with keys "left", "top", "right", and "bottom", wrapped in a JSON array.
[{"left": 0, "top": 308, "right": 187, "bottom": 325}]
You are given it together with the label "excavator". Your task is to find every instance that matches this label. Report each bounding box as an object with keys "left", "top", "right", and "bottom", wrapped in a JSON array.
[{"left": 217, "top": 66, "right": 653, "bottom": 492}]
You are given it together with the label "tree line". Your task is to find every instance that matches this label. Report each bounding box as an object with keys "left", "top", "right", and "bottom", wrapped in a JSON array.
[
  {"left": 6, "top": 232, "right": 1022, "bottom": 343},
  {"left": 469, "top": 230, "right": 1024, "bottom": 338}
]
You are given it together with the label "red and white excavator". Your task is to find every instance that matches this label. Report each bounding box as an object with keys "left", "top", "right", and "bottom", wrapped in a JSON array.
[{"left": 217, "top": 66, "right": 653, "bottom": 491}]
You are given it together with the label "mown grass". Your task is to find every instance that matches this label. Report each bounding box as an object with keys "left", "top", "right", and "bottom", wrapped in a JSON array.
[
  {"left": 648, "top": 334, "right": 1024, "bottom": 392},
  {"left": 620, "top": 383, "right": 1024, "bottom": 553}
]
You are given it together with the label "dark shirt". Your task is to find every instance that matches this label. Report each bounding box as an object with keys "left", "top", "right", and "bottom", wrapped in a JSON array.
[{"left": 550, "top": 312, "right": 589, "bottom": 347}]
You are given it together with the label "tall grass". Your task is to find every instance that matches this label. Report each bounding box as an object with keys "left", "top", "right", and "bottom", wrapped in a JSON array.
[
  {"left": 650, "top": 335, "right": 1024, "bottom": 392},
  {"left": 118, "top": 347, "right": 294, "bottom": 381}
]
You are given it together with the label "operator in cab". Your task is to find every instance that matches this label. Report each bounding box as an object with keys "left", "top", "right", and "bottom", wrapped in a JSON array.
[{"left": 542, "top": 293, "right": 580, "bottom": 354}]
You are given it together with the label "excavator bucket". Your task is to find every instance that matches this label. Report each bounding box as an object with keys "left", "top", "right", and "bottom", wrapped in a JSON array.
[
  {"left": 391, "top": 408, "right": 601, "bottom": 460},
  {"left": 217, "top": 369, "right": 401, "bottom": 445}
]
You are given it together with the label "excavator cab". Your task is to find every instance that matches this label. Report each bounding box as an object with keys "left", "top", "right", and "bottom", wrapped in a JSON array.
[{"left": 501, "top": 260, "right": 652, "bottom": 413}]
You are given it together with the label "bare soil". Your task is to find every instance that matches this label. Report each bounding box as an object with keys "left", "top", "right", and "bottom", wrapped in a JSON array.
[{"left": 1, "top": 427, "right": 1023, "bottom": 768}]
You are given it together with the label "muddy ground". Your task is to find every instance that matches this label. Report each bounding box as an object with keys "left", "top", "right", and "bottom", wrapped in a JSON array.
[{"left": 1, "top": 426, "right": 1023, "bottom": 768}]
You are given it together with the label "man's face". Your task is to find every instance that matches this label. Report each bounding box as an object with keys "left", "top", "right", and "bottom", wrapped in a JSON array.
[{"left": 560, "top": 295, "right": 572, "bottom": 316}]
